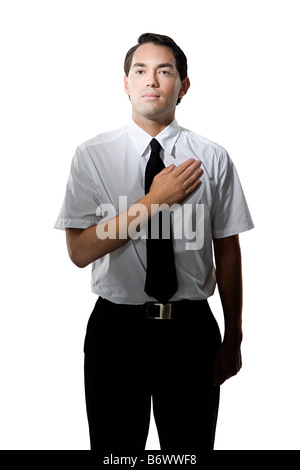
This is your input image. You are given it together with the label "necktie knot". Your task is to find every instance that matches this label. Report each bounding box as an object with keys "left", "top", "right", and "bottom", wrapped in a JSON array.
[
  {"left": 145, "top": 138, "right": 164, "bottom": 194},
  {"left": 150, "top": 138, "right": 162, "bottom": 154}
]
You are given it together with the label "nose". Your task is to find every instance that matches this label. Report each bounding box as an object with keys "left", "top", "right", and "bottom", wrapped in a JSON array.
[{"left": 146, "top": 71, "right": 159, "bottom": 88}]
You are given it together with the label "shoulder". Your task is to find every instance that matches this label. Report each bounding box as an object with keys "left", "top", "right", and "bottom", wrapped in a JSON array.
[
  {"left": 178, "top": 126, "right": 231, "bottom": 172},
  {"left": 72, "top": 126, "right": 128, "bottom": 171},
  {"left": 180, "top": 126, "right": 228, "bottom": 156},
  {"left": 77, "top": 125, "right": 128, "bottom": 153},
  {"left": 68, "top": 126, "right": 128, "bottom": 175}
]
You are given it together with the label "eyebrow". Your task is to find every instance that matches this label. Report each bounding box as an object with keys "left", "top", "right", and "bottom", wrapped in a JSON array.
[{"left": 132, "top": 62, "right": 175, "bottom": 69}]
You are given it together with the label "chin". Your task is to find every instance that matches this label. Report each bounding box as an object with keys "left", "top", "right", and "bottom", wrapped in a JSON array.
[{"left": 139, "top": 103, "right": 166, "bottom": 116}]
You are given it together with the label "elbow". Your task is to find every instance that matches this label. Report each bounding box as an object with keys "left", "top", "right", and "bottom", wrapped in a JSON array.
[
  {"left": 73, "top": 258, "right": 89, "bottom": 269},
  {"left": 68, "top": 247, "right": 89, "bottom": 269},
  {"left": 66, "top": 228, "right": 90, "bottom": 268}
]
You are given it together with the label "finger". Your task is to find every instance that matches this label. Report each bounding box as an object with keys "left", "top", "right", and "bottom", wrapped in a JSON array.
[
  {"left": 156, "top": 164, "right": 175, "bottom": 177},
  {"left": 183, "top": 168, "right": 203, "bottom": 189},
  {"left": 164, "top": 164, "right": 176, "bottom": 172},
  {"left": 154, "top": 164, "right": 175, "bottom": 179},
  {"left": 179, "top": 163, "right": 202, "bottom": 184},
  {"left": 213, "top": 369, "right": 228, "bottom": 386},
  {"left": 173, "top": 158, "right": 201, "bottom": 177},
  {"left": 184, "top": 179, "right": 201, "bottom": 197},
  {"left": 212, "top": 364, "right": 221, "bottom": 386}
]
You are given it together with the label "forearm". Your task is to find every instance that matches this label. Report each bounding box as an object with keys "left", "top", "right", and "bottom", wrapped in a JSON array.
[
  {"left": 67, "top": 193, "right": 157, "bottom": 268},
  {"left": 67, "top": 158, "right": 202, "bottom": 268},
  {"left": 213, "top": 235, "right": 243, "bottom": 344}
]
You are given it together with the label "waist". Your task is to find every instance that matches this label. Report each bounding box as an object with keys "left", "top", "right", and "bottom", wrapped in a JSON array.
[{"left": 94, "top": 296, "right": 211, "bottom": 321}]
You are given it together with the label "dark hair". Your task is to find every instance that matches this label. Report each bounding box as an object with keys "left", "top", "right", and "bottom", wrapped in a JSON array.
[{"left": 124, "top": 33, "right": 188, "bottom": 104}]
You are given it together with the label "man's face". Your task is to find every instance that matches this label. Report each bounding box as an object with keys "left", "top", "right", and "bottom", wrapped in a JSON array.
[{"left": 124, "top": 42, "right": 189, "bottom": 125}]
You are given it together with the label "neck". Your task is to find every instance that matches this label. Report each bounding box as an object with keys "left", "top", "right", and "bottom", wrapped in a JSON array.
[{"left": 131, "top": 113, "right": 175, "bottom": 137}]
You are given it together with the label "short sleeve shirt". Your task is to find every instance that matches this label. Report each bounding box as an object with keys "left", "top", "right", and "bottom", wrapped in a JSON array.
[{"left": 55, "top": 118, "right": 254, "bottom": 304}]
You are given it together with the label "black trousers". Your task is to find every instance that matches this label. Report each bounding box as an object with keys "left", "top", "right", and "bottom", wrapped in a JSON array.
[{"left": 84, "top": 297, "right": 221, "bottom": 452}]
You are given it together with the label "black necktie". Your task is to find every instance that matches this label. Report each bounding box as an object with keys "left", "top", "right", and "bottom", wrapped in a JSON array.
[{"left": 144, "top": 138, "right": 178, "bottom": 303}]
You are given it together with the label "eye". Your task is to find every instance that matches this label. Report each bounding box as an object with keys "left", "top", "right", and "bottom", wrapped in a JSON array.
[
  {"left": 135, "top": 69, "right": 145, "bottom": 75},
  {"left": 160, "top": 70, "right": 171, "bottom": 75}
]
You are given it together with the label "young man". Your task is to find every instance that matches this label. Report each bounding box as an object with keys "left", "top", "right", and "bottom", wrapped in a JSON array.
[{"left": 55, "top": 33, "right": 254, "bottom": 451}]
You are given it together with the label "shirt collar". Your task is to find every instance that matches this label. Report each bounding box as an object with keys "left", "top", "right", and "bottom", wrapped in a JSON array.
[{"left": 127, "top": 117, "right": 180, "bottom": 158}]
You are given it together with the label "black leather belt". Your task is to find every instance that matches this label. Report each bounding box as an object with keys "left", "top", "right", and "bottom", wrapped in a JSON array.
[
  {"left": 144, "top": 299, "right": 209, "bottom": 320},
  {"left": 95, "top": 297, "right": 209, "bottom": 321}
]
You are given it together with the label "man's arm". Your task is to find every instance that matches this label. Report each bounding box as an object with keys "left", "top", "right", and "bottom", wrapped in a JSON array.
[
  {"left": 212, "top": 234, "right": 243, "bottom": 385},
  {"left": 66, "top": 158, "right": 202, "bottom": 268}
]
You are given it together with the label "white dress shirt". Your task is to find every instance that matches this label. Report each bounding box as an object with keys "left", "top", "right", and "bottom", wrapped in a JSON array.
[{"left": 55, "top": 118, "right": 254, "bottom": 304}]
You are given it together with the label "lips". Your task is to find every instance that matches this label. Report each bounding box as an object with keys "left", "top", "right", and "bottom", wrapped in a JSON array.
[{"left": 142, "top": 93, "right": 160, "bottom": 98}]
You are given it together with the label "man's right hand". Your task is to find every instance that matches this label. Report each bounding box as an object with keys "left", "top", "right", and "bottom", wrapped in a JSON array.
[
  {"left": 148, "top": 158, "right": 203, "bottom": 206},
  {"left": 66, "top": 159, "right": 203, "bottom": 268}
]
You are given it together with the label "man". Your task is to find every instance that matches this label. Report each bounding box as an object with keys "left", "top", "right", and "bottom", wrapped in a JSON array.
[{"left": 55, "top": 33, "right": 254, "bottom": 452}]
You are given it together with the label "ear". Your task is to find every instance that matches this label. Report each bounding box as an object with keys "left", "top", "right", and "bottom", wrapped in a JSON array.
[
  {"left": 178, "top": 77, "right": 190, "bottom": 99},
  {"left": 124, "top": 75, "right": 130, "bottom": 97}
]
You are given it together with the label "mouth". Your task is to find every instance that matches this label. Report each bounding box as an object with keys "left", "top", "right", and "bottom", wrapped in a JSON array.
[{"left": 142, "top": 93, "right": 160, "bottom": 99}]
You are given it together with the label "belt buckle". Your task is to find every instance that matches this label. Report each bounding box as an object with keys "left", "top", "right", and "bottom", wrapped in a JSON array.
[{"left": 146, "top": 303, "right": 172, "bottom": 320}]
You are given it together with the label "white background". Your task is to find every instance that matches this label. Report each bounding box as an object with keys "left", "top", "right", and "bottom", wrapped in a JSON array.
[{"left": 1, "top": 0, "right": 299, "bottom": 450}]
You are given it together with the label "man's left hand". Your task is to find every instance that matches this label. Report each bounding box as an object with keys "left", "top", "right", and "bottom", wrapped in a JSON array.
[{"left": 212, "top": 341, "right": 242, "bottom": 386}]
